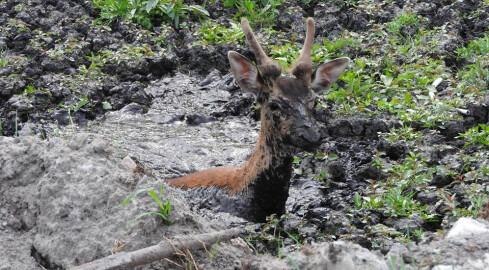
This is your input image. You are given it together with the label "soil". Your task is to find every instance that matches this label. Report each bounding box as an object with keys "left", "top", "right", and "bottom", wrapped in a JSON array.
[{"left": 1, "top": 0, "right": 489, "bottom": 269}]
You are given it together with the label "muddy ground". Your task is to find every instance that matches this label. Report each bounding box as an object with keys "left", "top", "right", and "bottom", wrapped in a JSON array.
[{"left": 1, "top": 0, "right": 489, "bottom": 269}]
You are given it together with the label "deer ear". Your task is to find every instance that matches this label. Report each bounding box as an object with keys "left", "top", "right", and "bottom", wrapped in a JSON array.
[
  {"left": 228, "top": 51, "right": 263, "bottom": 95},
  {"left": 311, "top": 57, "right": 350, "bottom": 93}
]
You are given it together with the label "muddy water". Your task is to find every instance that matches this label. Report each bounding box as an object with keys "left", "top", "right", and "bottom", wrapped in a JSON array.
[{"left": 93, "top": 73, "right": 259, "bottom": 179}]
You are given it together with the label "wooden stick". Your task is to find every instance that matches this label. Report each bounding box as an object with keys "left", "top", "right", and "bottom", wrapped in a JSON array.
[{"left": 73, "top": 228, "right": 242, "bottom": 270}]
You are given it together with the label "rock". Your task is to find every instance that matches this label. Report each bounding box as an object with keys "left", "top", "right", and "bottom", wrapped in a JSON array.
[
  {"left": 119, "top": 103, "right": 144, "bottom": 115},
  {"left": 244, "top": 241, "right": 388, "bottom": 270},
  {"left": 446, "top": 217, "right": 489, "bottom": 239},
  {"left": 386, "top": 243, "right": 416, "bottom": 270},
  {"left": 385, "top": 215, "right": 424, "bottom": 234},
  {"left": 122, "top": 156, "right": 138, "bottom": 172}
]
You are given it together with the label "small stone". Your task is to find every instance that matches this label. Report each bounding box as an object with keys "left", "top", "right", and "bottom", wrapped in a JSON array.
[{"left": 122, "top": 156, "right": 138, "bottom": 172}]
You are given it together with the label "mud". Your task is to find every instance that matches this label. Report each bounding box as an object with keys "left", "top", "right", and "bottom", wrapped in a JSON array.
[{"left": 1, "top": 0, "right": 489, "bottom": 269}]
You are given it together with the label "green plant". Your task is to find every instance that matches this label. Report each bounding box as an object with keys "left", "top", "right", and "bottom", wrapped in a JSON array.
[
  {"left": 22, "top": 85, "right": 37, "bottom": 96},
  {"left": 386, "top": 13, "right": 419, "bottom": 37},
  {"left": 412, "top": 228, "right": 425, "bottom": 240},
  {"left": 270, "top": 38, "right": 355, "bottom": 71},
  {"left": 223, "top": 0, "right": 282, "bottom": 27},
  {"left": 379, "top": 125, "right": 422, "bottom": 143},
  {"left": 209, "top": 237, "right": 220, "bottom": 262},
  {"left": 458, "top": 124, "right": 489, "bottom": 148},
  {"left": 312, "top": 152, "right": 339, "bottom": 180},
  {"left": 0, "top": 49, "right": 7, "bottom": 67},
  {"left": 58, "top": 96, "right": 89, "bottom": 132},
  {"left": 292, "top": 155, "right": 302, "bottom": 175},
  {"left": 355, "top": 152, "right": 437, "bottom": 221},
  {"left": 467, "top": 194, "right": 487, "bottom": 217},
  {"left": 243, "top": 236, "right": 259, "bottom": 255},
  {"left": 92, "top": 0, "right": 130, "bottom": 24},
  {"left": 58, "top": 95, "right": 89, "bottom": 112},
  {"left": 457, "top": 34, "right": 489, "bottom": 59},
  {"left": 78, "top": 52, "right": 108, "bottom": 77},
  {"left": 383, "top": 187, "right": 422, "bottom": 217},
  {"left": 196, "top": 20, "right": 244, "bottom": 47},
  {"left": 286, "top": 255, "right": 300, "bottom": 270},
  {"left": 244, "top": 214, "right": 304, "bottom": 257},
  {"left": 118, "top": 184, "right": 172, "bottom": 226},
  {"left": 92, "top": 0, "right": 209, "bottom": 28}
]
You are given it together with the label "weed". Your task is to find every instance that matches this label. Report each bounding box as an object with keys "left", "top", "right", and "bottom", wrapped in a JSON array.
[
  {"left": 78, "top": 52, "right": 108, "bottom": 78},
  {"left": 372, "top": 151, "right": 386, "bottom": 170},
  {"left": 458, "top": 124, "right": 489, "bottom": 148},
  {"left": 58, "top": 95, "right": 89, "bottom": 112},
  {"left": 0, "top": 48, "right": 7, "bottom": 67},
  {"left": 243, "top": 236, "right": 259, "bottom": 255},
  {"left": 412, "top": 228, "right": 425, "bottom": 240},
  {"left": 311, "top": 151, "right": 338, "bottom": 181},
  {"left": 386, "top": 13, "right": 419, "bottom": 37},
  {"left": 58, "top": 96, "right": 89, "bottom": 133},
  {"left": 457, "top": 34, "right": 489, "bottom": 59},
  {"left": 467, "top": 194, "right": 488, "bottom": 217},
  {"left": 292, "top": 155, "right": 302, "bottom": 175},
  {"left": 286, "top": 255, "right": 300, "bottom": 270},
  {"left": 118, "top": 184, "right": 172, "bottom": 226},
  {"left": 196, "top": 20, "right": 244, "bottom": 47},
  {"left": 209, "top": 238, "right": 220, "bottom": 262},
  {"left": 379, "top": 125, "right": 422, "bottom": 143},
  {"left": 270, "top": 37, "right": 355, "bottom": 71},
  {"left": 22, "top": 85, "right": 37, "bottom": 96},
  {"left": 224, "top": 0, "right": 282, "bottom": 27},
  {"left": 383, "top": 187, "right": 422, "bottom": 217},
  {"left": 355, "top": 152, "right": 437, "bottom": 221},
  {"left": 244, "top": 214, "right": 304, "bottom": 257},
  {"left": 92, "top": 0, "right": 209, "bottom": 28}
]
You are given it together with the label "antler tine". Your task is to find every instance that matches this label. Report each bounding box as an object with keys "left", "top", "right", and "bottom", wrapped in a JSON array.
[
  {"left": 241, "top": 18, "right": 281, "bottom": 79},
  {"left": 241, "top": 18, "right": 268, "bottom": 64},
  {"left": 292, "top": 18, "right": 315, "bottom": 81}
]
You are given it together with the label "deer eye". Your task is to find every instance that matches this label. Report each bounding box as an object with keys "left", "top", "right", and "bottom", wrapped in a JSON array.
[{"left": 269, "top": 102, "right": 279, "bottom": 111}]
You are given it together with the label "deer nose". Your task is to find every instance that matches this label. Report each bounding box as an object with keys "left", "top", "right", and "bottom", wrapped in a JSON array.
[{"left": 294, "top": 117, "right": 321, "bottom": 145}]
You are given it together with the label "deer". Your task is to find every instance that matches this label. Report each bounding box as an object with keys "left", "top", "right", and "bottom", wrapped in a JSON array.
[{"left": 167, "top": 17, "right": 350, "bottom": 222}]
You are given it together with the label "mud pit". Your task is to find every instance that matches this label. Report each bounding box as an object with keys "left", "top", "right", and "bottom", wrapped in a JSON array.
[
  {"left": 2, "top": 71, "right": 489, "bottom": 269},
  {"left": 2, "top": 0, "right": 489, "bottom": 269}
]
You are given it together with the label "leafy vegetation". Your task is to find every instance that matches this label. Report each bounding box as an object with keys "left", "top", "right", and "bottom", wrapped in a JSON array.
[
  {"left": 355, "top": 153, "right": 437, "bottom": 221},
  {"left": 196, "top": 20, "right": 244, "bottom": 47},
  {"left": 0, "top": 48, "right": 8, "bottom": 67},
  {"left": 459, "top": 124, "right": 489, "bottom": 148},
  {"left": 378, "top": 125, "right": 423, "bottom": 143},
  {"left": 117, "top": 184, "right": 172, "bottom": 226},
  {"left": 92, "top": 0, "right": 209, "bottom": 28},
  {"left": 244, "top": 214, "right": 304, "bottom": 257},
  {"left": 223, "top": 0, "right": 282, "bottom": 27}
]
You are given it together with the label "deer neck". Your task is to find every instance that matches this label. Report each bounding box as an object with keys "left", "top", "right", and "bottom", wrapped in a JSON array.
[
  {"left": 238, "top": 110, "right": 294, "bottom": 184},
  {"left": 234, "top": 110, "right": 295, "bottom": 221}
]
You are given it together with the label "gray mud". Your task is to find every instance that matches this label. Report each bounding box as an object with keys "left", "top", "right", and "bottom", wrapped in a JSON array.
[{"left": 1, "top": 0, "right": 489, "bottom": 269}]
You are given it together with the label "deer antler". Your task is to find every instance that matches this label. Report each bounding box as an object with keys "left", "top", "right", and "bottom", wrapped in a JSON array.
[
  {"left": 291, "top": 18, "right": 315, "bottom": 83},
  {"left": 241, "top": 18, "right": 282, "bottom": 80}
]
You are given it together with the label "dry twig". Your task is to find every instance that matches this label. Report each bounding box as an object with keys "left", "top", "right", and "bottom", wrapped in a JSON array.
[{"left": 73, "top": 228, "right": 242, "bottom": 270}]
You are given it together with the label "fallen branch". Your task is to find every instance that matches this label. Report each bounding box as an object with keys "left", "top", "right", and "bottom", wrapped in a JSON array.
[{"left": 73, "top": 228, "right": 242, "bottom": 270}]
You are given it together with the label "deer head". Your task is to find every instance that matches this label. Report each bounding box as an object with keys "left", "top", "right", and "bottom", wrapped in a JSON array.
[{"left": 228, "top": 18, "right": 350, "bottom": 152}]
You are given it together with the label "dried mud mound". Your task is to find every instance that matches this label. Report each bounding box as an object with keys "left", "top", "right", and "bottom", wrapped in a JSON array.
[{"left": 0, "top": 134, "right": 249, "bottom": 269}]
